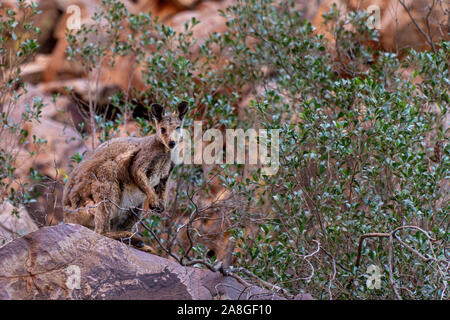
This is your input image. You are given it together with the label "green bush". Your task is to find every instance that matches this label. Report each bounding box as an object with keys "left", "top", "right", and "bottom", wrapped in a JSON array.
[
  {"left": 219, "top": 0, "right": 448, "bottom": 299},
  {"left": 0, "top": 0, "right": 45, "bottom": 218}
]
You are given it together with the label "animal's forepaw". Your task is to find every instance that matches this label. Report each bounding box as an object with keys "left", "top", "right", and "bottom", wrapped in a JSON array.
[
  {"left": 139, "top": 244, "right": 157, "bottom": 254},
  {"left": 150, "top": 202, "right": 165, "bottom": 214},
  {"left": 133, "top": 239, "right": 145, "bottom": 248}
]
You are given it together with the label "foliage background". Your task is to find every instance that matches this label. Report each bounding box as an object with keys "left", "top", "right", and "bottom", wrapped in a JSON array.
[{"left": 0, "top": 0, "right": 448, "bottom": 299}]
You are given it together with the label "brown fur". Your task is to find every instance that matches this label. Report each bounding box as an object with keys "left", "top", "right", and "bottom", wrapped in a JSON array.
[{"left": 62, "top": 101, "right": 189, "bottom": 249}]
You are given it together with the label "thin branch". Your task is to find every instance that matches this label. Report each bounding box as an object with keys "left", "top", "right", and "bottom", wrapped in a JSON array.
[
  {"left": 398, "top": 0, "right": 436, "bottom": 52},
  {"left": 355, "top": 232, "right": 390, "bottom": 267},
  {"left": 388, "top": 234, "right": 402, "bottom": 300},
  {"left": 225, "top": 266, "right": 294, "bottom": 299},
  {"left": 424, "top": 0, "right": 437, "bottom": 52}
]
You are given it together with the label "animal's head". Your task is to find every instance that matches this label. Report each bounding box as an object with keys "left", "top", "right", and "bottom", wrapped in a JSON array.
[{"left": 151, "top": 101, "right": 189, "bottom": 150}]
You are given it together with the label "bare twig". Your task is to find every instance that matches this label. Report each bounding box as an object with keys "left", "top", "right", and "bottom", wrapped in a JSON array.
[
  {"left": 398, "top": 0, "right": 436, "bottom": 52},
  {"left": 225, "top": 266, "right": 294, "bottom": 299},
  {"left": 388, "top": 234, "right": 402, "bottom": 300},
  {"left": 327, "top": 252, "right": 337, "bottom": 300},
  {"left": 355, "top": 232, "right": 390, "bottom": 267}
]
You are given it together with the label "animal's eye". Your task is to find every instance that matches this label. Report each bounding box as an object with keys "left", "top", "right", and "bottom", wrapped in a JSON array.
[
  {"left": 176, "top": 126, "right": 181, "bottom": 130},
  {"left": 161, "top": 127, "right": 166, "bottom": 134}
]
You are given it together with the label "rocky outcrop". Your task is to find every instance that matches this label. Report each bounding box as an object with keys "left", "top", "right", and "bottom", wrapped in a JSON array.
[
  {"left": 0, "top": 224, "right": 311, "bottom": 300},
  {"left": 0, "top": 202, "right": 38, "bottom": 247},
  {"left": 311, "top": 0, "right": 449, "bottom": 54}
]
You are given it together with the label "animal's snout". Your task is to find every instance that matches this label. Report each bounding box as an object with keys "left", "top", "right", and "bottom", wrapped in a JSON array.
[{"left": 169, "top": 141, "right": 176, "bottom": 149}]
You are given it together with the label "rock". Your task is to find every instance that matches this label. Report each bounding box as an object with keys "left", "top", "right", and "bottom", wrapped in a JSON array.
[
  {"left": 43, "top": 0, "right": 100, "bottom": 83},
  {"left": 18, "top": 55, "right": 53, "bottom": 84},
  {"left": 167, "top": 0, "right": 233, "bottom": 56},
  {"left": 310, "top": 0, "right": 348, "bottom": 43},
  {"left": 13, "top": 86, "right": 86, "bottom": 180},
  {"left": 310, "top": 0, "right": 449, "bottom": 54},
  {"left": 169, "top": 0, "right": 231, "bottom": 37},
  {"left": 0, "top": 223, "right": 295, "bottom": 299},
  {"left": 173, "top": 0, "right": 202, "bottom": 9},
  {"left": 35, "top": 0, "right": 63, "bottom": 54},
  {"left": 7, "top": 86, "right": 86, "bottom": 227},
  {"left": 42, "top": 0, "right": 183, "bottom": 84},
  {"left": 294, "top": 0, "right": 322, "bottom": 21},
  {"left": 294, "top": 293, "right": 315, "bottom": 300},
  {"left": 0, "top": 202, "right": 38, "bottom": 247}
]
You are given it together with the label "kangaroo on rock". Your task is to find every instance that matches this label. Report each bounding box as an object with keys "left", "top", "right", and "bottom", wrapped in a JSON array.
[{"left": 62, "top": 101, "right": 189, "bottom": 251}]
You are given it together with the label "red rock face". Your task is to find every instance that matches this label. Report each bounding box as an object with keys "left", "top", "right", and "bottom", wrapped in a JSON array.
[{"left": 311, "top": 0, "right": 449, "bottom": 54}]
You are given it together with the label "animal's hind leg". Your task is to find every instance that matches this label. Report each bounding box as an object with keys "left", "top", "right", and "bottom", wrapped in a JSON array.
[
  {"left": 91, "top": 182, "right": 120, "bottom": 234},
  {"left": 93, "top": 201, "right": 112, "bottom": 234},
  {"left": 63, "top": 200, "right": 96, "bottom": 229}
]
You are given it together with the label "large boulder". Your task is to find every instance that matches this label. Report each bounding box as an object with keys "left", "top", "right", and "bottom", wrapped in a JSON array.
[{"left": 0, "top": 224, "right": 308, "bottom": 300}]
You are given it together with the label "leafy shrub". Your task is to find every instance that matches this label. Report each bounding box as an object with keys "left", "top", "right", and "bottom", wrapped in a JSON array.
[
  {"left": 0, "top": 0, "right": 45, "bottom": 215},
  {"left": 219, "top": 0, "right": 448, "bottom": 299}
]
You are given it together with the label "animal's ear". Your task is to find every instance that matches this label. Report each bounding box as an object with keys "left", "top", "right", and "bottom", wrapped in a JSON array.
[
  {"left": 151, "top": 103, "right": 164, "bottom": 122},
  {"left": 176, "top": 101, "right": 189, "bottom": 121}
]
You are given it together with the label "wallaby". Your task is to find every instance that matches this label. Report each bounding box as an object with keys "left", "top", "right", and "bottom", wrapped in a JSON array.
[{"left": 62, "top": 101, "right": 189, "bottom": 251}]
